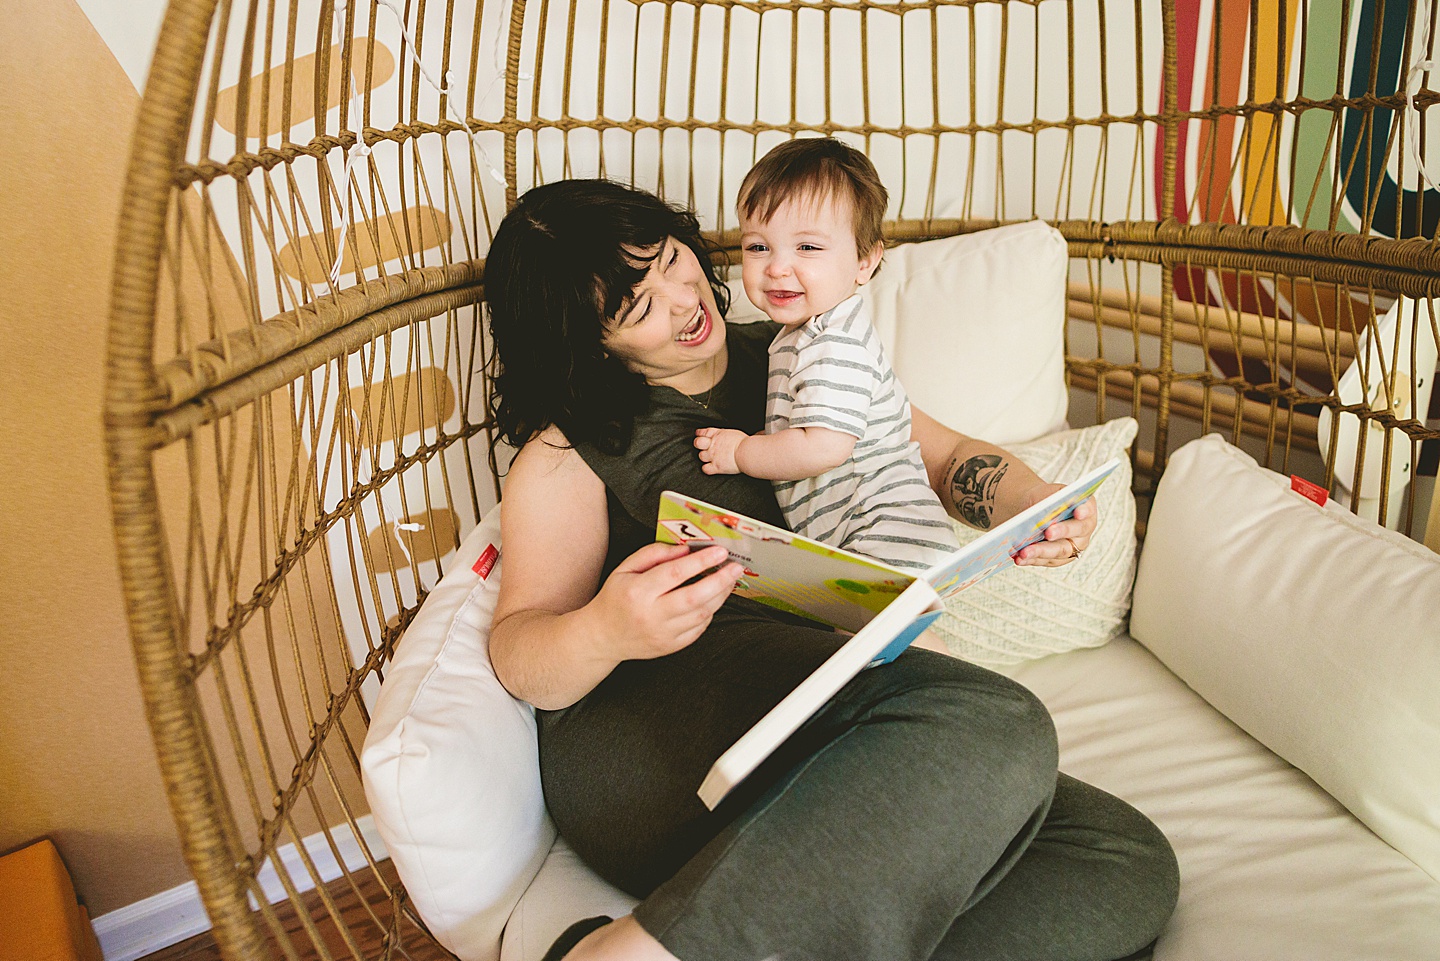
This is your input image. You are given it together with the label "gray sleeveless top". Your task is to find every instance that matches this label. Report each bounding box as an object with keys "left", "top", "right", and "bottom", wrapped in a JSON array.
[{"left": 572, "top": 320, "right": 783, "bottom": 579}]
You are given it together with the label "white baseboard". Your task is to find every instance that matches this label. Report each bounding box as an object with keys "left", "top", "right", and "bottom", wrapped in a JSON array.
[
  {"left": 91, "top": 880, "right": 210, "bottom": 961},
  {"left": 91, "top": 816, "right": 389, "bottom": 961},
  {"left": 251, "top": 814, "right": 389, "bottom": 907}
]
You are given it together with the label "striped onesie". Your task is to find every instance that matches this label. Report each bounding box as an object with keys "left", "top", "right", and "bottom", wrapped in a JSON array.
[{"left": 766, "top": 293, "right": 960, "bottom": 571}]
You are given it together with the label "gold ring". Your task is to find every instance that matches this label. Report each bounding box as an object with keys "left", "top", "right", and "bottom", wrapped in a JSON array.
[{"left": 1065, "top": 537, "right": 1082, "bottom": 559}]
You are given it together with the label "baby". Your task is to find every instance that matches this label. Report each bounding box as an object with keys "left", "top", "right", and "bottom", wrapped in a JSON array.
[{"left": 695, "top": 138, "right": 959, "bottom": 571}]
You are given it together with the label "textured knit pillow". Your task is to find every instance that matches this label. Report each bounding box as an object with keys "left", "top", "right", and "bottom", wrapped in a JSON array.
[{"left": 931, "top": 417, "right": 1139, "bottom": 666}]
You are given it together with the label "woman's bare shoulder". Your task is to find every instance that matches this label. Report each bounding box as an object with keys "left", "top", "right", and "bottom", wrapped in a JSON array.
[
  {"left": 511, "top": 425, "right": 593, "bottom": 480},
  {"left": 505, "top": 427, "right": 607, "bottom": 535},
  {"left": 497, "top": 424, "right": 609, "bottom": 619}
]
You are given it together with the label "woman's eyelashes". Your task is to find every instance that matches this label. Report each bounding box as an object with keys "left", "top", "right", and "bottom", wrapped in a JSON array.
[{"left": 615, "top": 295, "right": 647, "bottom": 328}]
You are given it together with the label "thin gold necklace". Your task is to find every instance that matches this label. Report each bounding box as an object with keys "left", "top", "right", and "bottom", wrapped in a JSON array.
[{"left": 687, "top": 352, "right": 720, "bottom": 410}]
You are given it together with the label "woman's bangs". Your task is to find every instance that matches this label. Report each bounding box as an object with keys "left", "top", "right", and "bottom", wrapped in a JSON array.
[
  {"left": 595, "top": 248, "right": 655, "bottom": 323},
  {"left": 595, "top": 208, "right": 674, "bottom": 321}
]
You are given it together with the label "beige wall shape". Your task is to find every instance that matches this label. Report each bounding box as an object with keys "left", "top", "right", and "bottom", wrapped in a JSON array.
[
  {"left": 366, "top": 507, "right": 463, "bottom": 574},
  {"left": 277, "top": 205, "right": 454, "bottom": 284},
  {"left": 0, "top": 0, "right": 191, "bottom": 916},
  {"left": 353, "top": 368, "right": 465, "bottom": 577},
  {"left": 1, "top": 0, "right": 395, "bottom": 919},
  {"left": 215, "top": 39, "right": 397, "bottom": 138},
  {"left": 348, "top": 366, "right": 458, "bottom": 444}
]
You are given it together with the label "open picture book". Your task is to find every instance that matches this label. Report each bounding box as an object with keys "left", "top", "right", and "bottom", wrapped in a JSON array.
[{"left": 655, "top": 457, "right": 1121, "bottom": 808}]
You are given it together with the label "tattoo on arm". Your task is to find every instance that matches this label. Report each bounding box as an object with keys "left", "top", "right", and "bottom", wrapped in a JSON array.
[{"left": 948, "top": 454, "right": 1007, "bottom": 530}]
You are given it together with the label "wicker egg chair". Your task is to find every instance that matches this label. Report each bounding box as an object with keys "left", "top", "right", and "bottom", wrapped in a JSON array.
[{"left": 106, "top": 0, "right": 1440, "bottom": 958}]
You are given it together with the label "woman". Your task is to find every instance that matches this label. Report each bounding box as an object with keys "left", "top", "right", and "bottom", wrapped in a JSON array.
[{"left": 485, "top": 178, "right": 1178, "bottom": 961}]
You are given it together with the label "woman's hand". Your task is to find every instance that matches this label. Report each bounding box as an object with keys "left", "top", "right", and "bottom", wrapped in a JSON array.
[
  {"left": 590, "top": 542, "right": 745, "bottom": 660},
  {"left": 492, "top": 431, "right": 742, "bottom": 710},
  {"left": 1012, "top": 484, "right": 1098, "bottom": 568}
]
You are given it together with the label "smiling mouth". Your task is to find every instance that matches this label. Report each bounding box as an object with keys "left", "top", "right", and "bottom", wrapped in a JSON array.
[
  {"left": 677, "top": 303, "right": 711, "bottom": 344},
  {"left": 766, "top": 290, "right": 803, "bottom": 304}
]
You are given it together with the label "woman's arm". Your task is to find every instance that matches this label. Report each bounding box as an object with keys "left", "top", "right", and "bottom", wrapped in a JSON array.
[
  {"left": 489, "top": 427, "right": 743, "bottom": 710},
  {"left": 910, "top": 406, "right": 1096, "bottom": 566}
]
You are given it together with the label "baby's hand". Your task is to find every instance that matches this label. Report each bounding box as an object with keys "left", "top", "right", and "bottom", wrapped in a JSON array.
[{"left": 694, "top": 427, "right": 748, "bottom": 475}]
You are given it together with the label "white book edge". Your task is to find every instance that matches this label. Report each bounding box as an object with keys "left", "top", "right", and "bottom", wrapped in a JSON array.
[{"left": 697, "top": 578, "right": 943, "bottom": 809}]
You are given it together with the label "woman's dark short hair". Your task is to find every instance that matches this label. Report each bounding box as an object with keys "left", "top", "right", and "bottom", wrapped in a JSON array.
[{"left": 486, "top": 179, "right": 731, "bottom": 453}]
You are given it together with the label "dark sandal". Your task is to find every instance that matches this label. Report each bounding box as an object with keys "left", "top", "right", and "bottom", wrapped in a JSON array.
[{"left": 540, "top": 915, "right": 613, "bottom": 961}]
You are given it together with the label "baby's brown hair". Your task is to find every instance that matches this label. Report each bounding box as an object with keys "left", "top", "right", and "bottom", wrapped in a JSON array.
[{"left": 738, "top": 137, "right": 888, "bottom": 258}]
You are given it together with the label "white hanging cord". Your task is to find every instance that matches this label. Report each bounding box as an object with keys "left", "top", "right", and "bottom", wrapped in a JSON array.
[
  {"left": 327, "top": 139, "right": 372, "bottom": 287},
  {"left": 471, "top": 0, "right": 533, "bottom": 122},
  {"left": 327, "top": 0, "right": 511, "bottom": 288},
  {"left": 370, "top": 0, "right": 508, "bottom": 187},
  {"left": 329, "top": 0, "right": 367, "bottom": 287},
  {"left": 1404, "top": 1, "right": 1438, "bottom": 194}
]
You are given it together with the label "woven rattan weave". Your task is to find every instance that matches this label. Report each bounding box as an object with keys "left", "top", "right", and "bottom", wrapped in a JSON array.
[{"left": 106, "top": 1, "right": 1440, "bottom": 958}]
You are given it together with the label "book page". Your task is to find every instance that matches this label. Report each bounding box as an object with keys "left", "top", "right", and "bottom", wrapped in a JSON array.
[
  {"left": 666, "top": 459, "right": 1119, "bottom": 808},
  {"left": 657, "top": 493, "right": 913, "bottom": 632}
]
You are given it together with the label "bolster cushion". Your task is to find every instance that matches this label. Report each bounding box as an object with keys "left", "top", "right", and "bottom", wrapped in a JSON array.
[{"left": 1131, "top": 433, "right": 1440, "bottom": 883}]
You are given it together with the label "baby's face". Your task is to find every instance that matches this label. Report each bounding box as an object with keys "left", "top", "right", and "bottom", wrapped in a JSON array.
[{"left": 739, "top": 192, "right": 882, "bottom": 328}]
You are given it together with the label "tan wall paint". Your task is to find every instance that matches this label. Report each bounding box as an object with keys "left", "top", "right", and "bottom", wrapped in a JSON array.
[{"left": 0, "top": 1, "right": 192, "bottom": 916}]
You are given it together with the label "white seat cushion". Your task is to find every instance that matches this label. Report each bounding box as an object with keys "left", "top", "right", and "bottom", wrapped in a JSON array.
[
  {"left": 1004, "top": 637, "right": 1440, "bottom": 960},
  {"left": 499, "top": 634, "right": 1440, "bottom": 961},
  {"left": 498, "top": 838, "right": 638, "bottom": 961}
]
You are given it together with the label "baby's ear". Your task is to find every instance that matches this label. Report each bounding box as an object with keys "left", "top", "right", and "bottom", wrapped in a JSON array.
[{"left": 857, "top": 241, "right": 884, "bottom": 284}]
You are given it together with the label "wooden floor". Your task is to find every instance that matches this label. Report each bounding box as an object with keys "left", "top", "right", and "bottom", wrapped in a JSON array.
[{"left": 141, "top": 860, "right": 453, "bottom": 961}]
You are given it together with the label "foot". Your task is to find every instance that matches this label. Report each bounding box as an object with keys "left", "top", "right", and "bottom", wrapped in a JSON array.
[{"left": 540, "top": 916, "right": 612, "bottom": 961}]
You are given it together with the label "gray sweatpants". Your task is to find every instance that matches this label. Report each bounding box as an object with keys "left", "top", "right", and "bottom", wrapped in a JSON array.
[{"left": 538, "top": 601, "right": 1178, "bottom": 961}]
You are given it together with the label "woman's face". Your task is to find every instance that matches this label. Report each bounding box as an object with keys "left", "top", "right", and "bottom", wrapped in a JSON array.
[{"left": 602, "top": 237, "right": 727, "bottom": 394}]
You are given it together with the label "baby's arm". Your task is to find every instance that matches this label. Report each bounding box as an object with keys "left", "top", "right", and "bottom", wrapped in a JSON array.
[{"left": 695, "top": 426, "right": 856, "bottom": 479}]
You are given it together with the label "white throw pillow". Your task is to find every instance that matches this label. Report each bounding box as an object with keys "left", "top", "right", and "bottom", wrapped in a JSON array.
[
  {"left": 1131, "top": 433, "right": 1440, "bottom": 883},
  {"left": 725, "top": 220, "right": 1069, "bottom": 445},
  {"left": 362, "top": 507, "right": 556, "bottom": 961},
  {"left": 930, "top": 418, "right": 1139, "bottom": 666}
]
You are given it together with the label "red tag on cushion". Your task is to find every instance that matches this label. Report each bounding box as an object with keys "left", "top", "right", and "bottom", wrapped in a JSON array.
[
  {"left": 1290, "top": 475, "right": 1328, "bottom": 507},
  {"left": 472, "top": 543, "right": 499, "bottom": 579}
]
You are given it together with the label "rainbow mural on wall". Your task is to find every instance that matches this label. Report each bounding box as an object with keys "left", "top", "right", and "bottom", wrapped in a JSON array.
[{"left": 1159, "top": 0, "right": 1438, "bottom": 388}]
